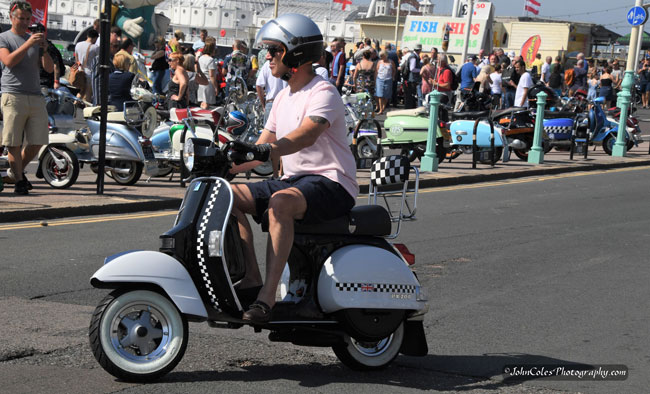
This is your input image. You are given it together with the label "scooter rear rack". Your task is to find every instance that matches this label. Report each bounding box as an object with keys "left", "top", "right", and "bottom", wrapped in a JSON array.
[{"left": 367, "top": 155, "right": 420, "bottom": 239}]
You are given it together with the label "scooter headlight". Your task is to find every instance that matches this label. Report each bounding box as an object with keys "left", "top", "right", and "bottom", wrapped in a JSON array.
[{"left": 183, "top": 138, "right": 195, "bottom": 171}]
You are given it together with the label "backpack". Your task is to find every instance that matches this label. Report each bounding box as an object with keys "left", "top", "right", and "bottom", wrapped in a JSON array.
[
  {"left": 447, "top": 66, "right": 459, "bottom": 91},
  {"left": 501, "top": 65, "right": 514, "bottom": 84},
  {"left": 564, "top": 67, "right": 575, "bottom": 87}
]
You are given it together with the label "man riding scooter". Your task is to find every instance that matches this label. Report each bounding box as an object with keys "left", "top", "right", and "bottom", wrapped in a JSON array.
[{"left": 228, "top": 14, "right": 358, "bottom": 323}]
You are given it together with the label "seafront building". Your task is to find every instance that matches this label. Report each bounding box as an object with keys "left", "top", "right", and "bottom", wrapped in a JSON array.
[{"left": 0, "top": 0, "right": 621, "bottom": 61}]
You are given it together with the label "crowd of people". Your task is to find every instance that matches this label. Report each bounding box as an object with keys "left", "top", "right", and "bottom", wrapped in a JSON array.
[{"left": 329, "top": 41, "right": 632, "bottom": 112}]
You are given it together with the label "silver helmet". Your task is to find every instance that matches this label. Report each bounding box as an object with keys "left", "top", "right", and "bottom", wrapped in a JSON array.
[{"left": 255, "top": 13, "right": 324, "bottom": 69}]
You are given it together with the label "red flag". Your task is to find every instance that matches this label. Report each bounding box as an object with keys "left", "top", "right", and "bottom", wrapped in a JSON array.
[
  {"left": 525, "top": 0, "right": 540, "bottom": 15},
  {"left": 27, "top": 0, "right": 49, "bottom": 27},
  {"left": 334, "top": 0, "right": 352, "bottom": 11}
]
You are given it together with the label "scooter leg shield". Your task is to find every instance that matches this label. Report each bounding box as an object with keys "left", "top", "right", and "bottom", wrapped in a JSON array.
[{"left": 90, "top": 250, "right": 208, "bottom": 319}]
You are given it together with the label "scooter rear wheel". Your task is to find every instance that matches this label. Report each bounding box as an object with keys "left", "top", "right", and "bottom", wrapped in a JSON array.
[
  {"left": 110, "top": 161, "right": 143, "bottom": 185},
  {"left": 89, "top": 289, "right": 188, "bottom": 382},
  {"left": 332, "top": 322, "right": 404, "bottom": 371}
]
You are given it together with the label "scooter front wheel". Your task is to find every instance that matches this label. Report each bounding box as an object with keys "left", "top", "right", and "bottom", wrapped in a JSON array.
[
  {"left": 332, "top": 322, "right": 404, "bottom": 371},
  {"left": 39, "top": 146, "right": 79, "bottom": 188},
  {"left": 89, "top": 289, "right": 188, "bottom": 382}
]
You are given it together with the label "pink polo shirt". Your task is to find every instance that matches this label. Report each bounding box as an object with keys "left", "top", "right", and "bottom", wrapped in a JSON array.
[{"left": 266, "top": 75, "right": 358, "bottom": 199}]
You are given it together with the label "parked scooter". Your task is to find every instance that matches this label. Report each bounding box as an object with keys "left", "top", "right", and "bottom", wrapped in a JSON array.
[
  {"left": 342, "top": 87, "right": 381, "bottom": 162},
  {"left": 1, "top": 88, "right": 81, "bottom": 189},
  {"left": 604, "top": 106, "right": 643, "bottom": 153},
  {"left": 584, "top": 97, "right": 638, "bottom": 155},
  {"left": 88, "top": 141, "right": 429, "bottom": 381},
  {"left": 73, "top": 102, "right": 159, "bottom": 185}
]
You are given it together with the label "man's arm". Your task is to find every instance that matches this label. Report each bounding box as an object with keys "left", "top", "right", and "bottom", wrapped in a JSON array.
[
  {"left": 270, "top": 115, "right": 328, "bottom": 159},
  {"left": 336, "top": 54, "right": 346, "bottom": 86},
  {"left": 0, "top": 33, "right": 44, "bottom": 68},
  {"left": 520, "top": 88, "right": 528, "bottom": 107},
  {"left": 41, "top": 43, "right": 53, "bottom": 74}
]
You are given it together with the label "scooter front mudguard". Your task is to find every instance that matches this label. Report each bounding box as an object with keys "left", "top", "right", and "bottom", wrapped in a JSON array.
[
  {"left": 90, "top": 250, "right": 208, "bottom": 319},
  {"left": 317, "top": 245, "right": 427, "bottom": 314}
]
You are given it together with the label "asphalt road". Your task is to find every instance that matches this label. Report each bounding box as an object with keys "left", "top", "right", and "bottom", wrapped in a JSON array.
[{"left": 0, "top": 167, "right": 649, "bottom": 393}]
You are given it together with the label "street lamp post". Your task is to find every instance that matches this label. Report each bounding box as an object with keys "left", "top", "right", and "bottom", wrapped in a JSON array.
[
  {"left": 420, "top": 90, "right": 442, "bottom": 172},
  {"left": 614, "top": 0, "right": 646, "bottom": 157}
]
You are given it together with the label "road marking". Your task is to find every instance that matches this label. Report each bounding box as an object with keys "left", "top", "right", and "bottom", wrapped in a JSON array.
[
  {"left": 416, "top": 165, "right": 650, "bottom": 193},
  {"left": 2, "top": 165, "right": 648, "bottom": 230},
  {"left": 0, "top": 211, "right": 177, "bottom": 231}
]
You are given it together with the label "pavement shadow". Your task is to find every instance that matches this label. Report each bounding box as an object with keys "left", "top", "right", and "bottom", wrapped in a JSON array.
[{"left": 155, "top": 352, "right": 589, "bottom": 391}]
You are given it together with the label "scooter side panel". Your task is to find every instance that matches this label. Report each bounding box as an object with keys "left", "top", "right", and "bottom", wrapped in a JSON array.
[
  {"left": 88, "top": 120, "right": 145, "bottom": 162},
  {"left": 91, "top": 250, "right": 208, "bottom": 318},
  {"left": 543, "top": 118, "right": 573, "bottom": 140},
  {"left": 317, "top": 245, "right": 425, "bottom": 313},
  {"left": 450, "top": 120, "right": 505, "bottom": 147},
  {"left": 383, "top": 115, "right": 441, "bottom": 144}
]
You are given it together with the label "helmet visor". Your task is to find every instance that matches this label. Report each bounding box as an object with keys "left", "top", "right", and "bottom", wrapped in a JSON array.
[{"left": 255, "top": 19, "right": 294, "bottom": 49}]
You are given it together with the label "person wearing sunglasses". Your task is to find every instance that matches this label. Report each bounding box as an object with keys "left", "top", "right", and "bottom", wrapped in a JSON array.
[
  {"left": 0, "top": 1, "right": 53, "bottom": 195},
  {"left": 228, "top": 14, "right": 357, "bottom": 324}
]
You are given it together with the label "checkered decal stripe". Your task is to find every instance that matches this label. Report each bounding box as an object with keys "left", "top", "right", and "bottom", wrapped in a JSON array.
[
  {"left": 335, "top": 282, "right": 416, "bottom": 293},
  {"left": 544, "top": 126, "right": 572, "bottom": 133},
  {"left": 196, "top": 181, "right": 222, "bottom": 311},
  {"left": 370, "top": 155, "right": 409, "bottom": 186}
]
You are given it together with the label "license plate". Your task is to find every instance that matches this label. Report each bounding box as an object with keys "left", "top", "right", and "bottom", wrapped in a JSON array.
[
  {"left": 142, "top": 146, "right": 155, "bottom": 160},
  {"left": 144, "top": 160, "right": 158, "bottom": 175}
]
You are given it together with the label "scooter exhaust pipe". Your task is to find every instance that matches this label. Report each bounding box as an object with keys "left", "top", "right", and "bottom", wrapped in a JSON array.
[
  {"left": 110, "top": 167, "right": 135, "bottom": 175},
  {"left": 509, "top": 139, "right": 527, "bottom": 150}
]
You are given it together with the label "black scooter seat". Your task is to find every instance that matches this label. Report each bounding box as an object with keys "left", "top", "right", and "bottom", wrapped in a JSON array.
[
  {"left": 449, "top": 110, "right": 490, "bottom": 120},
  {"left": 261, "top": 205, "right": 392, "bottom": 236},
  {"left": 491, "top": 107, "right": 528, "bottom": 119},
  {"left": 543, "top": 110, "right": 578, "bottom": 119}
]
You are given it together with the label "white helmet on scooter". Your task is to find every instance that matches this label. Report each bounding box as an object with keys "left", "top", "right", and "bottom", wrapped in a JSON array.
[{"left": 255, "top": 14, "right": 323, "bottom": 71}]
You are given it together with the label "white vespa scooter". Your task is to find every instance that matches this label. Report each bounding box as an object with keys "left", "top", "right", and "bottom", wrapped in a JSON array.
[{"left": 88, "top": 139, "right": 429, "bottom": 382}]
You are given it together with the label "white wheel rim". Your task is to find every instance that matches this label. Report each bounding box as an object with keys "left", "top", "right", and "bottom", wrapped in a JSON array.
[
  {"left": 99, "top": 291, "right": 185, "bottom": 375},
  {"left": 108, "top": 302, "right": 173, "bottom": 363},
  {"left": 42, "top": 151, "right": 73, "bottom": 187},
  {"left": 350, "top": 335, "right": 394, "bottom": 357}
]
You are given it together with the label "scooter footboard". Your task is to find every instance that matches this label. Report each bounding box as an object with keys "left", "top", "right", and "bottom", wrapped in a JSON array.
[
  {"left": 317, "top": 245, "right": 426, "bottom": 313},
  {"left": 90, "top": 250, "right": 208, "bottom": 318}
]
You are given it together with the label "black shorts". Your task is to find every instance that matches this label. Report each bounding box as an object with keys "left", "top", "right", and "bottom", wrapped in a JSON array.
[{"left": 246, "top": 175, "right": 355, "bottom": 225}]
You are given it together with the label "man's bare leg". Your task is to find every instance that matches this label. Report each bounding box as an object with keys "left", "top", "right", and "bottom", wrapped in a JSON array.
[
  {"left": 7, "top": 146, "right": 24, "bottom": 182},
  {"left": 254, "top": 188, "right": 306, "bottom": 308},
  {"left": 21, "top": 145, "right": 42, "bottom": 172},
  {"left": 231, "top": 184, "right": 263, "bottom": 288}
]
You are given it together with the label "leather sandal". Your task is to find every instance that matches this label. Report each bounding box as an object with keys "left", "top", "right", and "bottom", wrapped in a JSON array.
[{"left": 242, "top": 300, "right": 272, "bottom": 323}]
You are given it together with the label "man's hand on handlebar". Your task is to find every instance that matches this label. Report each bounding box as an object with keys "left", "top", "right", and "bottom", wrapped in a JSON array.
[{"left": 229, "top": 140, "right": 272, "bottom": 165}]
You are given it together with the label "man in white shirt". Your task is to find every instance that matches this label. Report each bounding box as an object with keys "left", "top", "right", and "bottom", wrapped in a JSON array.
[
  {"left": 514, "top": 59, "right": 533, "bottom": 108},
  {"left": 256, "top": 60, "right": 288, "bottom": 125},
  {"left": 541, "top": 56, "right": 552, "bottom": 84}
]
